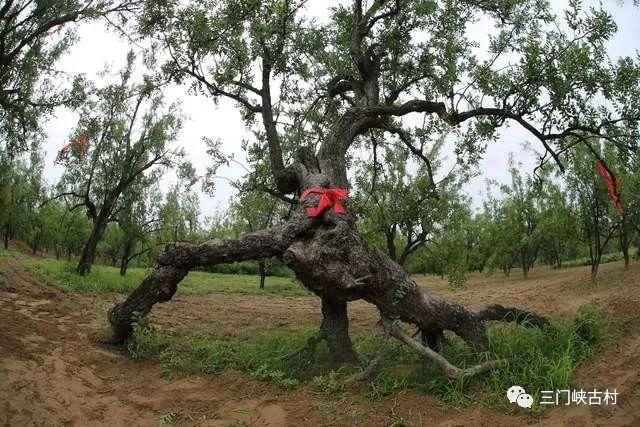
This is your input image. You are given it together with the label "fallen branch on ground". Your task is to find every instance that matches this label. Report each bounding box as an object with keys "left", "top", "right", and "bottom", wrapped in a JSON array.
[{"left": 380, "top": 317, "right": 508, "bottom": 380}]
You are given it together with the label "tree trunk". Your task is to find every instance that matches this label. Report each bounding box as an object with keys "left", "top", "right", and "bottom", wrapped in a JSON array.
[
  {"left": 120, "top": 240, "right": 133, "bottom": 276},
  {"left": 319, "top": 297, "right": 358, "bottom": 363},
  {"left": 105, "top": 212, "right": 492, "bottom": 354},
  {"left": 521, "top": 253, "right": 528, "bottom": 278},
  {"left": 385, "top": 229, "right": 397, "bottom": 263},
  {"left": 120, "top": 257, "right": 130, "bottom": 276},
  {"left": 77, "top": 218, "right": 107, "bottom": 275},
  {"left": 103, "top": 167, "right": 547, "bottom": 367},
  {"left": 591, "top": 258, "right": 600, "bottom": 282},
  {"left": 3, "top": 224, "right": 8, "bottom": 250},
  {"left": 258, "top": 259, "right": 266, "bottom": 289},
  {"left": 620, "top": 213, "right": 630, "bottom": 270}
]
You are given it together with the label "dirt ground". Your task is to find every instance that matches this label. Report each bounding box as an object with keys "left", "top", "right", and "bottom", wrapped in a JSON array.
[{"left": 1, "top": 250, "right": 639, "bottom": 426}]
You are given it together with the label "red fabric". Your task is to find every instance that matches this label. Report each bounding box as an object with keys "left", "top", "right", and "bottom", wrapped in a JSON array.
[
  {"left": 300, "top": 188, "right": 349, "bottom": 217},
  {"left": 56, "top": 134, "right": 89, "bottom": 162},
  {"left": 597, "top": 160, "right": 623, "bottom": 212}
]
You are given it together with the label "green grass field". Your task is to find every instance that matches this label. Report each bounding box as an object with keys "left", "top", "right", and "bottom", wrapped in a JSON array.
[{"left": 26, "top": 258, "right": 310, "bottom": 296}]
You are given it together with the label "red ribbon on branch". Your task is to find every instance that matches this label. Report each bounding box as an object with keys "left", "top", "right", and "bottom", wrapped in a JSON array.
[
  {"left": 56, "top": 134, "right": 89, "bottom": 163},
  {"left": 597, "top": 160, "right": 623, "bottom": 213},
  {"left": 300, "top": 188, "right": 349, "bottom": 218}
]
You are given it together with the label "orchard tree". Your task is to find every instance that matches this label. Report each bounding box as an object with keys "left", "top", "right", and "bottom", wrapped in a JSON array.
[
  {"left": 105, "top": 0, "right": 640, "bottom": 377},
  {"left": 0, "top": 0, "right": 140, "bottom": 157},
  {"left": 406, "top": 199, "right": 473, "bottom": 287},
  {"left": 56, "top": 53, "right": 182, "bottom": 275},
  {"left": 98, "top": 223, "right": 124, "bottom": 266},
  {"left": 492, "top": 158, "right": 542, "bottom": 278},
  {"left": 481, "top": 193, "right": 519, "bottom": 276},
  {"left": 603, "top": 142, "right": 638, "bottom": 269},
  {"left": 229, "top": 185, "right": 290, "bottom": 288},
  {"left": 58, "top": 208, "right": 92, "bottom": 260},
  {"left": 116, "top": 183, "right": 162, "bottom": 276},
  {"left": 353, "top": 135, "right": 471, "bottom": 267},
  {"left": 567, "top": 144, "right": 621, "bottom": 281},
  {"left": 156, "top": 183, "right": 201, "bottom": 245},
  {"left": 0, "top": 150, "right": 44, "bottom": 249},
  {"left": 536, "top": 176, "right": 580, "bottom": 269}
]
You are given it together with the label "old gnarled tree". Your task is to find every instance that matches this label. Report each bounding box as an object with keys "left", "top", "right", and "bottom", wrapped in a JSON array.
[{"left": 104, "top": 0, "right": 640, "bottom": 374}]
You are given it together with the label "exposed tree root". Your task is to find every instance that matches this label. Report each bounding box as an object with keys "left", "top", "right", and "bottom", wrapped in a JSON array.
[
  {"left": 279, "top": 331, "right": 324, "bottom": 361},
  {"left": 380, "top": 317, "right": 508, "bottom": 380}
]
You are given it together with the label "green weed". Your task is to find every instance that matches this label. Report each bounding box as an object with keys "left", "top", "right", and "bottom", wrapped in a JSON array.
[{"left": 158, "top": 411, "right": 176, "bottom": 425}]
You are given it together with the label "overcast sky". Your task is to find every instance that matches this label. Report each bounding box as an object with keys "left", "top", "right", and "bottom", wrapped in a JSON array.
[{"left": 42, "top": 0, "right": 640, "bottom": 219}]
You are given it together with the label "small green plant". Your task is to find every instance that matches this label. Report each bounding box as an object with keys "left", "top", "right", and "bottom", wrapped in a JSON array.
[
  {"left": 252, "top": 364, "right": 299, "bottom": 389},
  {"left": 368, "top": 370, "right": 408, "bottom": 400},
  {"left": 312, "top": 370, "right": 346, "bottom": 395},
  {"left": 158, "top": 411, "right": 176, "bottom": 425},
  {"left": 127, "top": 313, "right": 168, "bottom": 360},
  {"left": 573, "top": 302, "right": 611, "bottom": 349}
]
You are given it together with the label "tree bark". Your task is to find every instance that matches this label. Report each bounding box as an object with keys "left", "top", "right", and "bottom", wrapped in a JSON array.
[
  {"left": 258, "top": 259, "right": 266, "bottom": 289},
  {"left": 106, "top": 219, "right": 312, "bottom": 343},
  {"left": 320, "top": 297, "right": 359, "bottom": 363},
  {"left": 620, "top": 212, "right": 630, "bottom": 270},
  {"left": 120, "top": 257, "right": 130, "bottom": 276},
  {"left": 77, "top": 219, "right": 107, "bottom": 275},
  {"left": 120, "top": 240, "right": 133, "bottom": 276}
]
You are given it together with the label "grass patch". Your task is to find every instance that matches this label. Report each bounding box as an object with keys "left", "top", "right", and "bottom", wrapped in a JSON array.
[
  {"left": 125, "top": 302, "right": 610, "bottom": 412},
  {"left": 0, "top": 248, "right": 22, "bottom": 259},
  {"left": 25, "top": 258, "right": 309, "bottom": 296},
  {"left": 127, "top": 314, "right": 333, "bottom": 388}
]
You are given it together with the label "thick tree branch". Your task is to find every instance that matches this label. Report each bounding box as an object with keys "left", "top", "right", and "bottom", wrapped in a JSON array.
[
  {"left": 105, "top": 218, "right": 314, "bottom": 343},
  {"left": 476, "top": 304, "right": 549, "bottom": 328}
]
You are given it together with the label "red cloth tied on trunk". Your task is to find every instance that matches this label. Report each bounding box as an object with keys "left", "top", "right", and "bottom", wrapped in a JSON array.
[
  {"left": 300, "top": 188, "right": 349, "bottom": 218},
  {"left": 597, "top": 160, "right": 623, "bottom": 212}
]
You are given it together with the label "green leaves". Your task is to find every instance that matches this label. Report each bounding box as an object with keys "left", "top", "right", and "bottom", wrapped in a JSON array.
[{"left": 0, "top": 0, "right": 139, "bottom": 158}]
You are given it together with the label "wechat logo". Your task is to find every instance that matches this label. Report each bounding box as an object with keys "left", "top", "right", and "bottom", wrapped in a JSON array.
[{"left": 507, "top": 385, "right": 533, "bottom": 408}]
